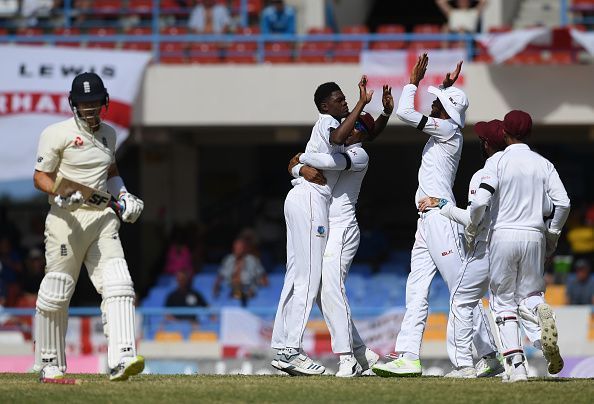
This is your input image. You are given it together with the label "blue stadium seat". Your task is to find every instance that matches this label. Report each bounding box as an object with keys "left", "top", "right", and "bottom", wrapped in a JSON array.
[
  {"left": 141, "top": 286, "right": 176, "bottom": 307},
  {"left": 201, "top": 264, "right": 219, "bottom": 273},
  {"left": 156, "top": 274, "right": 176, "bottom": 287},
  {"left": 349, "top": 264, "right": 372, "bottom": 276},
  {"left": 267, "top": 273, "right": 285, "bottom": 290},
  {"left": 378, "top": 263, "right": 408, "bottom": 274},
  {"left": 272, "top": 264, "right": 287, "bottom": 273}
]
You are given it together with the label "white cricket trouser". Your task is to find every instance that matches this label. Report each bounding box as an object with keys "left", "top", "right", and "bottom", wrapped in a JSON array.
[
  {"left": 447, "top": 240, "right": 498, "bottom": 368},
  {"left": 489, "top": 229, "right": 545, "bottom": 357},
  {"left": 396, "top": 210, "right": 464, "bottom": 356},
  {"left": 319, "top": 225, "right": 365, "bottom": 354},
  {"left": 271, "top": 187, "right": 329, "bottom": 349},
  {"left": 271, "top": 224, "right": 366, "bottom": 353}
]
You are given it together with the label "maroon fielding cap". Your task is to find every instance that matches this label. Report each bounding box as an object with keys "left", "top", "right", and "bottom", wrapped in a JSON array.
[
  {"left": 356, "top": 111, "right": 376, "bottom": 134},
  {"left": 474, "top": 119, "right": 506, "bottom": 151},
  {"left": 503, "top": 110, "right": 532, "bottom": 140}
]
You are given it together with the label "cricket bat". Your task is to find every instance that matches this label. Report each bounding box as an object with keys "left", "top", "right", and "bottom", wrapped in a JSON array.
[{"left": 52, "top": 175, "right": 121, "bottom": 212}]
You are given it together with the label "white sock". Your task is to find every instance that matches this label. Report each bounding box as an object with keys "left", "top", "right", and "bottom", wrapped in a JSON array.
[
  {"left": 340, "top": 353, "right": 354, "bottom": 362},
  {"left": 402, "top": 352, "right": 419, "bottom": 361}
]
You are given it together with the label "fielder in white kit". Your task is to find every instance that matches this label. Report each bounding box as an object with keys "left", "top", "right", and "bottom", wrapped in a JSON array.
[
  {"left": 373, "top": 54, "right": 496, "bottom": 377},
  {"left": 281, "top": 104, "right": 393, "bottom": 377},
  {"left": 468, "top": 110, "right": 570, "bottom": 382},
  {"left": 271, "top": 77, "right": 373, "bottom": 375},
  {"left": 33, "top": 72, "right": 145, "bottom": 381}
]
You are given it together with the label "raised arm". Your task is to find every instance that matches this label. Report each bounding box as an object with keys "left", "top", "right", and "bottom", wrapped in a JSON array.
[
  {"left": 367, "top": 85, "right": 394, "bottom": 142},
  {"left": 300, "top": 147, "right": 369, "bottom": 172},
  {"left": 330, "top": 75, "right": 373, "bottom": 145},
  {"left": 435, "top": 0, "right": 452, "bottom": 17}
]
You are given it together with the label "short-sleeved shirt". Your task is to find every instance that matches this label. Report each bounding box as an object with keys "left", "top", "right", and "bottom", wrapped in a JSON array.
[
  {"left": 218, "top": 254, "right": 265, "bottom": 290},
  {"left": 35, "top": 118, "right": 117, "bottom": 203}
]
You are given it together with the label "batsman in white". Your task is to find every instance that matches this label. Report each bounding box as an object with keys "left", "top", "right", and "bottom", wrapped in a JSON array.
[
  {"left": 468, "top": 110, "right": 570, "bottom": 382},
  {"left": 271, "top": 77, "right": 373, "bottom": 375},
  {"left": 32, "top": 72, "right": 145, "bottom": 381},
  {"left": 279, "top": 101, "right": 393, "bottom": 378},
  {"left": 373, "top": 54, "right": 495, "bottom": 377}
]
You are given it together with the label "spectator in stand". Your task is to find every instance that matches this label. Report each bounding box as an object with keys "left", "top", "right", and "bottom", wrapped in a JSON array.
[
  {"left": 213, "top": 235, "right": 267, "bottom": 306},
  {"left": 188, "top": 0, "right": 232, "bottom": 34},
  {"left": 165, "top": 271, "right": 208, "bottom": 323},
  {"left": 436, "top": 0, "right": 487, "bottom": 34},
  {"left": 566, "top": 259, "right": 594, "bottom": 305},
  {"left": 566, "top": 206, "right": 594, "bottom": 260},
  {"left": 0, "top": 234, "right": 23, "bottom": 306},
  {"left": 21, "top": 0, "right": 58, "bottom": 26},
  {"left": 163, "top": 228, "right": 194, "bottom": 276},
  {"left": 260, "top": 0, "right": 296, "bottom": 35}
]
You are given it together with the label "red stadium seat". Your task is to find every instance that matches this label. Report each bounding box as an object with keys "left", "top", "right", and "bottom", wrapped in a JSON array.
[
  {"left": 160, "top": 55, "right": 187, "bottom": 64},
  {"left": 488, "top": 26, "right": 512, "bottom": 33},
  {"left": 231, "top": 0, "right": 263, "bottom": 16},
  {"left": 334, "top": 25, "right": 368, "bottom": 63},
  {"left": 16, "top": 27, "right": 45, "bottom": 46},
  {"left": 128, "top": 0, "right": 152, "bottom": 13},
  {"left": 93, "top": 0, "right": 122, "bottom": 15},
  {"left": 264, "top": 42, "right": 293, "bottom": 63},
  {"left": 543, "top": 51, "right": 573, "bottom": 65},
  {"left": 0, "top": 28, "right": 7, "bottom": 43},
  {"left": 160, "top": 26, "right": 189, "bottom": 53},
  {"left": 122, "top": 27, "right": 152, "bottom": 51},
  {"left": 225, "top": 42, "right": 257, "bottom": 64},
  {"left": 298, "top": 27, "right": 333, "bottom": 63},
  {"left": 55, "top": 27, "right": 81, "bottom": 47},
  {"left": 371, "top": 24, "right": 406, "bottom": 50},
  {"left": 188, "top": 43, "right": 221, "bottom": 64},
  {"left": 87, "top": 27, "right": 118, "bottom": 49},
  {"left": 411, "top": 24, "right": 441, "bottom": 49},
  {"left": 506, "top": 52, "right": 542, "bottom": 65}
]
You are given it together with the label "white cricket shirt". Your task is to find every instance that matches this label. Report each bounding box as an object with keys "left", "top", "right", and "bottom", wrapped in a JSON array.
[
  {"left": 396, "top": 84, "right": 463, "bottom": 206},
  {"left": 470, "top": 144, "right": 570, "bottom": 233},
  {"left": 35, "top": 117, "right": 117, "bottom": 201}
]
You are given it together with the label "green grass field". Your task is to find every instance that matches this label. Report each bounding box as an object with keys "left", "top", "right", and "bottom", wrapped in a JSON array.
[{"left": 1, "top": 374, "right": 593, "bottom": 404}]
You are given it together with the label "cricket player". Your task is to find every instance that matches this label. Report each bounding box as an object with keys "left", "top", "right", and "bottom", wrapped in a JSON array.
[
  {"left": 279, "top": 103, "right": 393, "bottom": 377},
  {"left": 418, "top": 120, "right": 511, "bottom": 378},
  {"left": 468, "top": 110, "right": 570, "bottom": 382},
  {"left": 373, "top": 54, "right": 493, "bottom": 377},
  {"left": 33, "top": 72, "right": 145, "bottom": 381},
  {"left": 271, "top": 77, "right": 373, "bottom": 375}
]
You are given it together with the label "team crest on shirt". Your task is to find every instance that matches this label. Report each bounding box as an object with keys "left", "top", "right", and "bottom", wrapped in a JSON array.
[
  {"left": 74, "top": 136, "right": 83, "bottom": 147},
  {"left": 316, "top": 226, "right": 326, "bottom": 238}
]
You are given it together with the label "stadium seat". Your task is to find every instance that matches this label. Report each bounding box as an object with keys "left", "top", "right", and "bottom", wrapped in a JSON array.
[
  {"left": 188, "top": 43, "right": 221, "bottom": 64},
  {"left": 156, "top": 274, "right": 176, "bottom": 287},
  {"left": 122, "top": 26, "right": 152, "bottom": 51},
  {"left": 93, "top": 0, "right": 122, "bottom": 15},
  {"left": 155, "top": 331, "right": 183, "bottom": 341},
  {"left": 201, "top": 264, "right": 220, "bottom": 273},
  {"left": 142, "top": 286, "right": 176, "bottom": 307},
  {"left": 349, "top": 264, "right": 372, "bottom": 276},
  {"left": 506, "top": 52, "right": 542, "bottom": 65},
  {"left": 128, "top": 0, "right": 152, "bottom": 13},
  {"left": 54, "top": 27, "right": 81, "bottom": 47},
  {"left": 543, "top": 51, "right": 573, "bottom": 64},
  {"left": 297, "top": 27, "right": 333, "bottom": 63},
  {"left": 544, "top": 284, "right": 567, "bottom": 306},
  {"left": 334, "top": 25, "right": 368, "bottom": 63},
  {"left": 371, "top": 24, "right": 406, "bottom": 50},
  {"left": 0, "top": 28, "right": 7, "bottom": 43},
  {"left": 231, "top": 0, "right": 263, "bottom": 16},
  {"left": 271, "top": 264, "right": 286, "bottom": 273},
  {"left": 160, "top": 55, "right": 187, "bottom": 64},
  {"left": 424, "top": 313, "right": 447, "bottom": 340},
  {"left": 160, "top": 26, "right": 188, "bottom": 53},
  {"left": 264, "top": 42, "right": 293, "bottom": 64},
  {"left": 16, "top": 28, "right": 45, "bottom": 46},
  {"left": 226, "top": 42, "right": 258, "bottom": 64},
  {"left": 411, "top": 24, "right": 441, "bottom": 49},
  {"left": 190, "top": 331, "right": 218, "bottom": 342},
  {"left": 87, "top": 27, "right": 118, "bottom": 49}
]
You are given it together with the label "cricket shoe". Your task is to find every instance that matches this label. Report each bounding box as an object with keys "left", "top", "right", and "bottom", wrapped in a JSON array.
[
  {"left": 372, "top": 357, "right": 422, "bottom": 377},
  {"left": 110, "top": 355, "right": 145, "bottom": 381},
  {"left": 475, "top": 355, "right": 505, "bottom": 378},
  {"left": 503, "top": 362, "right": 528, "bottom": 383},
  {"left": 444, "top": 367, "right": 477, "bottom": 378},
  {"left": 354, "top": 346, "right": 380, "bottom": 375},
  {"left": 335, "top": 355, "right": 362, "bottom": 378},
  {"left": 271, "top": 351, "right": 298, "bottom": 376},
  {"left": 536, "top": 304, "right": 564, "bottom": 375},
  {"left": 276, "top": 348, "right": 325, "bottom": 376},
  {"left": 39, "top": 365, "right": 64, "bottom": 380}
]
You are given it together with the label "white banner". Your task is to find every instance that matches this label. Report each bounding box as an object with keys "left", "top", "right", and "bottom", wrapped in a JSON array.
[
  {"left": 570, "top": 28, "right": 594, "bottom": 56},
  {"left": 0, "top": 46, "right": 151, "bottom": 182},
  {"left": 477, "top": 27, "right": 549, "bottom": 64},
  {"left": 361, "top": 49, "right": 467, "bottom": 118}
]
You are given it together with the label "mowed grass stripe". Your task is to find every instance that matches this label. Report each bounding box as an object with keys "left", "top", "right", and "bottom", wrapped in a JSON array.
[{"left": 0, "top": 374, "right": 593, "bottom": 404}]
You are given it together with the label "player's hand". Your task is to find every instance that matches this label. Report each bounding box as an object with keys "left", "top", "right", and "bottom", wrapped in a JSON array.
[
  {"left": 54, "top": 190, "right": 84, "bottom": 212},
  {"left": 418, "top": 196, "right": 439, "bottom": 212},
  {"left": 464, "top": 224, "right": 477, "bottom": 251},
  {"left": 381, "top": 84, "right": 394, "bottom": 115},
  {"left": 119, "top": 192, "right": 144, "bottom": 223},
  {"left": 301, "top": 166, "right": 326, "bottom": 185},
  {"left": 544, "top": 228, "right": 561, "bottom": 258},
  {"left": 358, "top": 75, "right": 374, "bottom": 105},
  {"left": 287, "top": 153, "right": 302, "bottom": 174},
  {"left": 410, "top": 53, "right": 428, "bottom": 87},
  {"left": 443, "top": 60, "right": 463, "bottom": 88}
]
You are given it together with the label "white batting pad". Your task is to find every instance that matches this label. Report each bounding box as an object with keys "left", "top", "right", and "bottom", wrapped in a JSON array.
[
  {"left": 102, "top": 258, "right": 137, "bottom": 369},
  {"left": 496, "top": 315, "right": 523, "bottom": 358},
  {"left": 34, "top": 272, "right": 75, "bottom": 372}
]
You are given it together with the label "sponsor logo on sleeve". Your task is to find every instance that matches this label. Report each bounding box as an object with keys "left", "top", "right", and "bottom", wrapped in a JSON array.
[{"left": 316, "top": 226, "right": 326, "bottom": 238}]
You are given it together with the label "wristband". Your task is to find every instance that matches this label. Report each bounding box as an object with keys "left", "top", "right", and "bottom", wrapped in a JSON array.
[
  {"left": 291, "top": 163, "right": 304, "bottom": 179},
  {"left": 437, "top": 198, "right": 448, "bottom": 209},
  {"left": 381, "top": 110, "right": 392, "bottom": 117}
]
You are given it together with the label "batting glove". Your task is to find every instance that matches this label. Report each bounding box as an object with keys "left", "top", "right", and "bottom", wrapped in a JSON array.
[
  {"left": 54, "top": 191, "right": 84, "bottom": 212},
  {"left": 544, "top": 228, "right": 561, "bottom": 258},
  {"left": 118, "top": 192, "right": 144, "bottom": 223}
]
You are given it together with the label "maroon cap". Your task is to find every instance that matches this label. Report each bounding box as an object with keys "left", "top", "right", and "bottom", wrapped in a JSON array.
[
  {"left": 474, "top": 119, "right": 506, "bottom": 151},
  {"left": 503, "top": 110, "right": 532, "bottom": 139},
  {"left": 356, "top": 111, "right": 376, "bottom": 134}
]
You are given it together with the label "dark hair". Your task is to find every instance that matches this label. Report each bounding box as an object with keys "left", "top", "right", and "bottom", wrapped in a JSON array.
[{"left": 314, "top": 82, "right": 341, "bottom": 112}]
